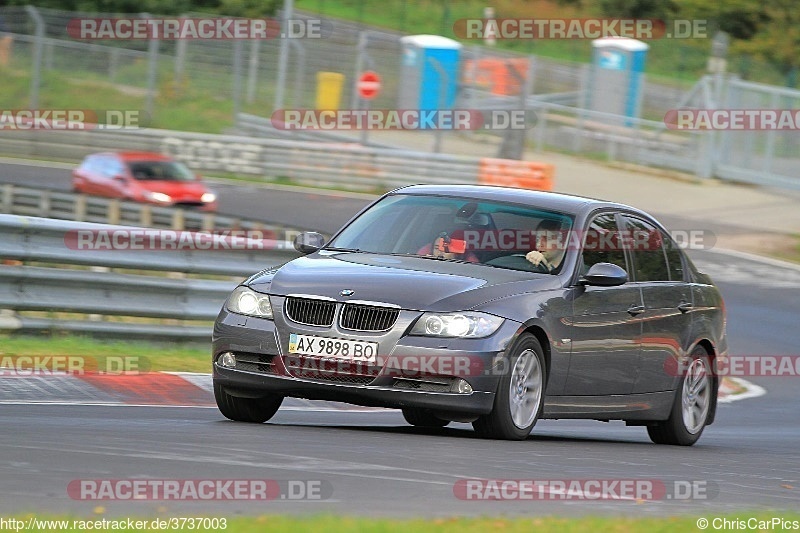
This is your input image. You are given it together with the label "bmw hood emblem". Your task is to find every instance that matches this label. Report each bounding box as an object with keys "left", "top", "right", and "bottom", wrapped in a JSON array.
[{"left": 340, "top": 289, "right": 355, "bottom": 296}]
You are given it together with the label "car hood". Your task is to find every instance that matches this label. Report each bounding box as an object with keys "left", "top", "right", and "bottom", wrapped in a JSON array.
[
  {"left": 134, "top": 180, "right": 209, "bottom": 196},
  {"left": 246, "top": 251, "right": 561, "bottom": 312}
]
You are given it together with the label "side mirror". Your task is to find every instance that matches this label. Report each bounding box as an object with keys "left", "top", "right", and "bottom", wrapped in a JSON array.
[
  {"left": 113, "top": 175, "right": 128, "bottom": 185},
  {"left": 579, "top": 262, "right": 628, "bottom": 287},
  {"left": 293, "top": 231, "right": 325, "bottom": 255}
]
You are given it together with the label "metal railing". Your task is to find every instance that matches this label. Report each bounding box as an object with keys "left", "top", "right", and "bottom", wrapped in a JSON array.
[
  {"left": 0, "top": 126, "right": 484, "bottom": 191},
  {"left": 0, "top": 184, "right": 296, "bottom": 235},
  {"left": 0, "top": 214, "right": 301, "bottom": 340}
]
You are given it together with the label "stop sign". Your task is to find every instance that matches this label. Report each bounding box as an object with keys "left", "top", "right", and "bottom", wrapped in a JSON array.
[{"left": 357, "top": 71, "right": 381, "bottom": 100}]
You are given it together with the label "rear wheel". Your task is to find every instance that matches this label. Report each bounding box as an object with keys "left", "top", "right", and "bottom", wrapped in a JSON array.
[
  {"left": 402, "top": 407, "right": 450, "bottom": 427},
  {"left": 214, "top": 382, "right": 283, "bottom": 423},
  {"left": 473, "top": 334, "right": 546, "bottom": 440},
  {"left": 647, "top": 347, "right": 712, "bottom": 446}
]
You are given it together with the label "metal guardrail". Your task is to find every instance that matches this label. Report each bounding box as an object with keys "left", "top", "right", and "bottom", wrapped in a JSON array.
[
  {"left": 235, "top": 113, "right": 402, "bottom": 149},
  {"left": 0, "top": 184, "right": 297, "bottom": 237},
  {"left": 0, "top": 125, "right": 483, "bottom": 190},
  {"left": 0, "top": 214, "right": 301, "bottom": 340}
]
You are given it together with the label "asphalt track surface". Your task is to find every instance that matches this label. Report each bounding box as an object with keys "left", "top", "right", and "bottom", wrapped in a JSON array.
[{"left": 1, "top": 161, "right": 799, "bottom": 518}]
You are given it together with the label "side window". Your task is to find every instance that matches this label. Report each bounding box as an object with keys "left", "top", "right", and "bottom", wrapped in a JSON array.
[
  {"left": 581, "top": 213, "right": 627, "bottom": 275},
  {"left": 622, "top": 216, "right": 670, "bottom": 282},
  {"left": 97, "top": 157, "right": 114, "bottom": 178},
  {"left": 663, "top": 232, "right": 685, "bottom": 282},
  {"left": 107, "top": 158, "right": 125, "bottom": 178}
]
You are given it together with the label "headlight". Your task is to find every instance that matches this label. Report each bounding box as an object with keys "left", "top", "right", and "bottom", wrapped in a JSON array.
[
  {"left": 410, "top": 312, "right": 504, "bottom": 338},
  {"left": 144, "top": 191, "right": 172, "bottom": 203},
  {"left": 201, "top": 192, "right": 217, "bottom": 203},
  {"left": 225, "top": 286, "right": 273, "bottom": 319}
]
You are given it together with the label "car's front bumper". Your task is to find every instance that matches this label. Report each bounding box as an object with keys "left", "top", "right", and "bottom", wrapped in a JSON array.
[
  {"left": 213, "top": 365, "right": 495, "bottom": 414},
  {"left": 211, "top": 308, "right": 522, "bottom": 416}
]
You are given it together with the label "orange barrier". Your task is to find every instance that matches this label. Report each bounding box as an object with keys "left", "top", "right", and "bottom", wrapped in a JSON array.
[
  {"left": 478, "top": 158, "right": 554, "bottom": 191},
  {"left": 462, "top": 58, "right": 529, "bottom": 96}
]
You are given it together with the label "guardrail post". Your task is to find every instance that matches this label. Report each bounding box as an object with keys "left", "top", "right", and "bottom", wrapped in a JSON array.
[
  {"left": 202, "top": 213, "right": 215, "bottom": 232},
  {"left": 1, "top": 184, "right": 12, "bottom": 213},
  {"left": 107, "top": 200, "right": 121, "bottom": 224},
  {"left": 87, "top": 266, "right": 110, "bottom": 322},
  {"left": 74, "top": 195, "right": 87, "bottom": 221},
  {"left": 139, "top": 205, "right": 152, "bottom": 227},
  {"left": 172, "top": 209, "right": 185, "bottom": 230},
  {"left": 38, "top": 189, "right": 51, "bottom": 216}
]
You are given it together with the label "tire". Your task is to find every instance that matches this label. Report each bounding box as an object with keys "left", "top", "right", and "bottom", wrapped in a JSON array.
[
  {"left": 647, "top": 347, "right": 713, "bottom": 446},
  {"left": 214, "top": 382, "right": 283, "bottom": 423},
  {"left": 402, "top": 407, "right": 450, "bottom": 428},
  {"left": 473, "top": 333, "right": 546, "bottom": 440}
]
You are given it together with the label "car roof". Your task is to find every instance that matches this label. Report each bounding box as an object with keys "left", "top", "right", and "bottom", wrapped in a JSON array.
[
  {"left": 391, "top": 184, "right": 643, "bottom": 218},
  {"left": 89, "top": 151, "right": 175, "bottom": 162}
]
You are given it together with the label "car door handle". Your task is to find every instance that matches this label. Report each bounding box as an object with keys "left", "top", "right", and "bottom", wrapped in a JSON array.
[
  {"left": 677, "top": 301, "right": 693, "bottom": 313},
  {"left": 627, "top": 305, "right": 645, "bottom": 316}
]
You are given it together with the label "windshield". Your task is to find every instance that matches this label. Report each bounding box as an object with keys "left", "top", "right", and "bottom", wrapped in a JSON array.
[
  {"left": 328, "top": 194, "right": 574, "bottom": 274},
  {"left": 128, "top": 161, "right": 196, "bottom": 181}
]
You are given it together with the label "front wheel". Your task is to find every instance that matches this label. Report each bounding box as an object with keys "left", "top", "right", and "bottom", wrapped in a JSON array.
[
  {"left": 214, "top": 382, "right": 283, "bottom": 423},
  {"left": 647, "top": 348, "right": 712, "bottom": 446},
  {"left": 473, "top": 334, "right": 546, "bottom": 440}
]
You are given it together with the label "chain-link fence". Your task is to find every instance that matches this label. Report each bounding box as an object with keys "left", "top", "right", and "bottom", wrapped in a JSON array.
[
  {"left": 0, "top": 6, "right": 691, "bottom": 123},
  {"left": 714, "top": 78, "right": 800, "bottom": 189},
  {"left": 1, "top": 6, "right": 799, "bottom": 189}
]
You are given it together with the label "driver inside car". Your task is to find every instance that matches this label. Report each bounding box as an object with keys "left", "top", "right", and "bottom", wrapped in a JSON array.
[{"left": 524, "top": 218, "right": 566, "bottom": 272}]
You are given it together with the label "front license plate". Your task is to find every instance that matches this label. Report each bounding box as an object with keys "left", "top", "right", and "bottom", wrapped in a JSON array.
[{"left": 288, "top": 333, "right": 378, "bottom": 364}]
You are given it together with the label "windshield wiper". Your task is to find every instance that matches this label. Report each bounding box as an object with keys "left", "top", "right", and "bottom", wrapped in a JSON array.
[
  {"left": 386, "top": 252, "right": 472, "bottom": 264},
  {"left": 324, "top": 247, "right": 366, "bottom": 253}
]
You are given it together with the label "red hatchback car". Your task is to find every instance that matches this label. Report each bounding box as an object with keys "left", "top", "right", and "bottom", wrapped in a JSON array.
[{"left": 72, "top": 152, "right": 218, "bottom": 212}]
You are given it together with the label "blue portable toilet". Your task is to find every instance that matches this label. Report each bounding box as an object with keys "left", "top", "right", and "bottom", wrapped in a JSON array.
[
  {"left": 588, "top": 37, "right": 648, "bottom": 123},
  {"left": 398, "top": 35, "right": 462, "bottom": 116}
]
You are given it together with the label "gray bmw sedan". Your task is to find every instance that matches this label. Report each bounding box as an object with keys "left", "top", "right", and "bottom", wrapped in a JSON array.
[{"left": 212, "top": 185, "right": 726, "bottom": 445}]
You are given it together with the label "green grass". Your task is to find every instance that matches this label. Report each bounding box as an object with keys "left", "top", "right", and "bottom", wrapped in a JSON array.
[
  {"left": 0, "top": 334, "right": 210, "bottom": 373},
  {"left": 9, "top": 513, "right": 800, "bottom": 532},
  {"left": 0, "top": 62, "right": 276, "bottom": 134}
]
